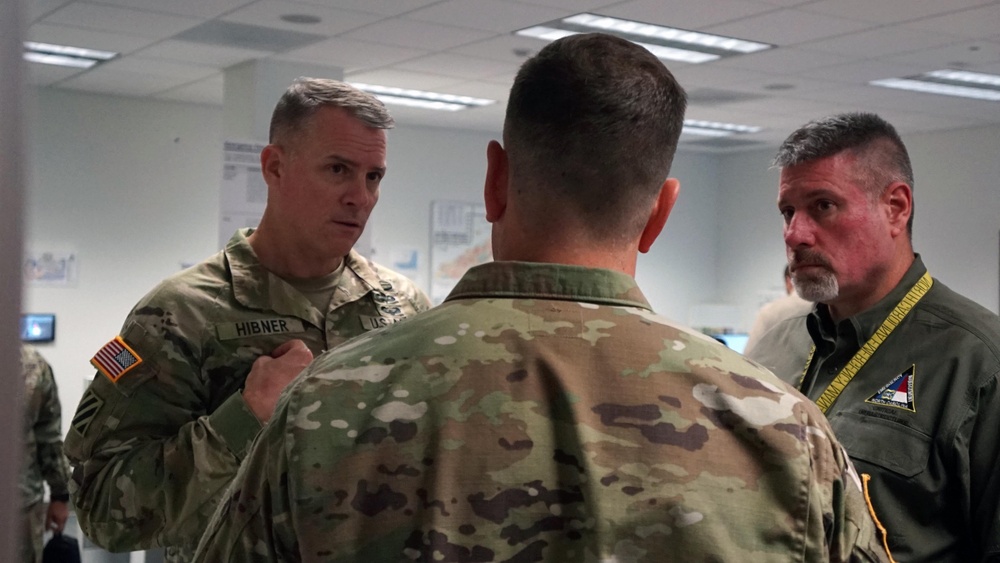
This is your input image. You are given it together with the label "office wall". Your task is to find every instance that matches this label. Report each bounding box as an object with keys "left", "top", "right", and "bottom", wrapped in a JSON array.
[
  {"left": 715, "top": 124, "right": 1000, "bottom": 327},
  {"left": 22, "top": 88, "right": 723, "bottom": 432}
]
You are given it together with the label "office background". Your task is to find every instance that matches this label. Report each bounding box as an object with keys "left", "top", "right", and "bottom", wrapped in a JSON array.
[{"left": 8, "top": 0, "right": 1000, "bottom": 560}]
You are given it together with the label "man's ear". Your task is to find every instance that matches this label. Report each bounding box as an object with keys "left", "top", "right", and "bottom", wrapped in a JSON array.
[
  {"left": 883, "top": 181, "right": 912, "bottom": 237},
  {"left": 484, "top": 140, "right": 508, "bottom": 223},
  {"left": 260, "top": 144, "right": 283, "bottom": 187},
  {"left": 638, "top": 178, "right": 680, "bottom": 253}
]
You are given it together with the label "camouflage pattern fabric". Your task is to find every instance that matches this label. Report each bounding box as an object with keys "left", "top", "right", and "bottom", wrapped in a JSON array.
[
  {"left": 21, "top": 345, "right": 72, "bottom": 563},
  {"left": 21, "top": 345, "right": 71, "bottom": 508},
  {"left": 195, "top": 261, "right": 890, "bottom": 563},
  {"left": 63, "top": 229, "right": 431, "bottom": 562},
  {"left": 21, "top": 501, "right": 47, "bottom": 563}
]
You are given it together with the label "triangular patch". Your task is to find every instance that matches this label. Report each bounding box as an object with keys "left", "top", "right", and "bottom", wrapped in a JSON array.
[{"left": 865, "top": 365, "right": 916, "bottom": 412}]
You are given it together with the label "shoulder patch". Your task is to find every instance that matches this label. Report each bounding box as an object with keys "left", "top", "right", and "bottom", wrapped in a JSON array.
[
  {"left": 865, "top": 365, "right": 916, "bottom": 412},
  {"left": 71, "top": 387, "right": 104, "bottom": 435},
  {"left": 91, "top": 336, "right": 143, "bottom": 383}
]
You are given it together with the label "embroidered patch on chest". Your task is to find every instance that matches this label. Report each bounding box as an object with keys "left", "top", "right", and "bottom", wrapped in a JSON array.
[
  {"left": 91, "top": 336, "right": 143, "bottom": 383},
  {"left": 864, "top": 365, "right": 916, "bottom": 412}
]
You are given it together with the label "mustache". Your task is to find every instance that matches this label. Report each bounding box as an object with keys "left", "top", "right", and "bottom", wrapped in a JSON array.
[{"left": 789, "top": 250, "right": 832, "bottom": 271}]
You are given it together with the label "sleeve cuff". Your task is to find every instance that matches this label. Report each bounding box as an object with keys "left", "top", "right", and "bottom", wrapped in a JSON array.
[
  {"left": 208, "top": 392, "right": 264, "bottom": 461},
  {"left": 50, "top": 492, "right": 70, "bottom": 503}
]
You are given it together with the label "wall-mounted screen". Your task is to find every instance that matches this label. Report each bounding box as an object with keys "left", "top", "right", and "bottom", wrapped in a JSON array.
[
  {"left": 21, "top": 314, "right": 55, "bottom": 343},
  {"left": 712, "top": 333, "right": 749, "bottom": 355}
]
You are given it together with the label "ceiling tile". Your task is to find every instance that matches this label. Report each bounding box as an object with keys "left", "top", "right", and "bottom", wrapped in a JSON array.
[
  {"left": 450, "top": 34, "right": 548, "bottom": 64},
  {"left": 101, "top": 56, "right": 220, "bottom": 81},
  {"left": 28, "top": 23, "right": 159, "bottom": 54},
  {"left": 345, "top": 68, "right": 466, "bottom": 91},
  {"left": 136, "top": 40, "right": 271, "bottom": 69},
  {"left": 278, "top": 37, "right": 426, "bottom": 73},
  {"left": 155, "top": 74, "right": 225, "bottom": 105},
  {"left": 222, "top": 0, "right": 381, "bottom": 36},
  {"left": 901, "top": 3, "right": 1000, "bottom": 39},
  {"left": 41, "top": 2, "right": 201, "bottom": 38},
  {"left": 712, "top": 46, "right": 853, "bottom": 74},
  {"left": 61, "top": 65, "right": 202, "bottom": 96},
  {"left": 883, "top": 39, "right": 1000, "bottom": 70},
  {"left": 799, "top": 0, "right": 996, "bottom": 24},
  {"left": 341, "top": 18, "right": 497, "bottom": 52},
  {"left": 291, "top": 0, "right": 444, "bottom": 17},
  {"left": 602, "top": 0, "right": 780, "bottom": 29},
  {"left": 801, "top": 25, "right": 962, "bottom": 57},
  {"left": 404, "top": 0, "right": 567, "bottom": 33},
  {"left": 797, "top": 59, "right": 935, "bottom": 84},
  {"left": 92, "top": 0, "right": 255, "bottom": 19},
  {"left": 27, "top": 0, "right": 74, "bottom": 23},
  {"left": 398, "top": 53, "right": 520, "bottom": 80},
  {"left": 704, "top": 7, "right": 878, "bottom": 46},
  {"left": 25, "top": 61, "right": 87, "bottom": 86},
  {"left": 507, "top": 0, "right": 620, "bottom": 9}
]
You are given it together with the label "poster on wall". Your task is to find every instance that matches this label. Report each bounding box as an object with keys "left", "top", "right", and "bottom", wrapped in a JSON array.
[
  {"left": 218, "top": 140, "right": 268, "bottom": 250},
  {"left": 23, "top": 251, "right": 77, "bottom": 287},
  {"left": 217, "top": 139, "right": 373, "bottom": 256},
  {"left": 429, "top": 201, "right": 492, "bottom": 304}
]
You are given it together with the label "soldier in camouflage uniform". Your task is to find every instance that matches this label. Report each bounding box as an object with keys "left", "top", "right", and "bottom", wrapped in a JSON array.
[
  {"left": 195, "top": 34, "right": 891, "bottom": 562},
  {"left": 20, "top": 345, "right": 72, "bottom": 563},
  {"left": 63, "top": 78, "right": 431, "bottom": 561}
]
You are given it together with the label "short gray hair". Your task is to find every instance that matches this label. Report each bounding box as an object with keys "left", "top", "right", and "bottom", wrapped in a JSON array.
[
  {"left": 269, "top": 77, "right": 394, "bottom": 143},
  {"left": 774, "top": 112, "right": 914, "bottom": 235}
]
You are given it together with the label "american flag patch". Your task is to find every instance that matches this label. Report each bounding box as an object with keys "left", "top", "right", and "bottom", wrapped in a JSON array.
[{"left": 91, "top": 336, "right": 143, "bottom": 383}]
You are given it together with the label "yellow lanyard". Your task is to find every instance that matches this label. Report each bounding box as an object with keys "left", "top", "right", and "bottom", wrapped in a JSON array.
[{"left": 802, "top": 272, "right": 933, "bottom": 414}]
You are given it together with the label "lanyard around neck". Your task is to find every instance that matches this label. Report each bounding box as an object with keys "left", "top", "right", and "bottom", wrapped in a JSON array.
[{"left": 802, "top": 271, "right": 933, "bottom": 414}]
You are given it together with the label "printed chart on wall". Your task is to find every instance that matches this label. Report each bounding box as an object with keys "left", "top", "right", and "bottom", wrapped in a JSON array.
[
  {"left": 430, "top": 201, "right": 493, "bottom": 304},
  {"left": 218, "top": 140, "right": 268, "bottom": 250}
]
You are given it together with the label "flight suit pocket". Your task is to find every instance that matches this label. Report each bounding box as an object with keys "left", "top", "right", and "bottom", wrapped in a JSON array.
[{"left": 832, "top": 411, "right": 930, "bottom": 478}]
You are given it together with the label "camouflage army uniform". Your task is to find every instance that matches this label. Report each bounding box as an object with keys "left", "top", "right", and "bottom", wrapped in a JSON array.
[
  {"left": 64, "top": 228, "right": 431, "bottom": 562},
  {"left": 21, "top": 345, "right": 72, "bottom": 563},
  {"left": 195, "top": 261, "right": 890, "bottom": 563}
]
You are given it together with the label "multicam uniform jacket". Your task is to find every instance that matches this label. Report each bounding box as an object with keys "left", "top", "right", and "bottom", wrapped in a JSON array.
[
  {"left": 63, "top": 229, "right": 430, "bottom": 562},
  {"left": 195, "top": 261, "right": 890, "bottom": 563},
  {"left": 21, "top": 345, "right": 71, "bottom": 508}
]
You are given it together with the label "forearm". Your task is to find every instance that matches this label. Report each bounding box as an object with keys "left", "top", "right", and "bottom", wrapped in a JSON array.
[{"left": 73, "top": 393, "right": 261, "bottom": 552}]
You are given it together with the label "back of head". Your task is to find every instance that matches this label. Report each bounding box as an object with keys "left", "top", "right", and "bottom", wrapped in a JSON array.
[
  {"left": 268, "top": 77, "right": 394, "bottom": 145},
  {"left": 504, "top": 33, "right": 687, "bottom": 241},
  {"left": 774, "top": 112, "right": 914, "bottom": 233}
]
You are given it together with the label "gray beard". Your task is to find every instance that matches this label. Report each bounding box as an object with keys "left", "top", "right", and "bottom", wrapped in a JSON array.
[{"left": 794, "top": 271, "right": 839, "bottom": 303}]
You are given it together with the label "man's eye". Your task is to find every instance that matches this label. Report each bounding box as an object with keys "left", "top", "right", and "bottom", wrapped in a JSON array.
[
  {"left": 367, "top": 172, "right": 383, "bottom": 182},
  {"left": 780, "top": 208, "right": 794, "bottom": 222},
  {"left": 331, "top": 164, "right": 346, "bottom": 174},
  {"left": 816, "top": 200, "right": 835, "bottom": 212}
]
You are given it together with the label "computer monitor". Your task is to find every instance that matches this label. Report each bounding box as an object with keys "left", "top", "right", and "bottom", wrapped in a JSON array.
[
  {"left": 21, "top": 314, "right": 56, "bottom": 343},
  {"left": 713, "top": 332, "right": 749, "bottom": 355}
]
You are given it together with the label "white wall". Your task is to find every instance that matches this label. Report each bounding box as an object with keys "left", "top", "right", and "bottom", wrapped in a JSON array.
[{"left": 715, "top": 124, "right": 1000, "bottom": 328}]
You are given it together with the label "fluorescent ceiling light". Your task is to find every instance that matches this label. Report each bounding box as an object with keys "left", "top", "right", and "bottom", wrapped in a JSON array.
[
  {"left": 23, "top": 41, "right": 117, "bottom": 69},
  {"left": 516, "top": 13, "right": 773, "bottom": 64},
  {"left": 682, "top": 119, "right": 763, "bottom": 137},
  {"left": 870, "top": 69, "right": 1000, "bottom": 102},
  {"left": 350, "top": 83, "right": 495, "bottom": 112}
]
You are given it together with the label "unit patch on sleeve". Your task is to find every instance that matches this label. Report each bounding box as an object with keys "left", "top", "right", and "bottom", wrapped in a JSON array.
[
  {"left": 71, "top": 387, "right": 104, "bottom": 435},
  {"left": 865, "top": 365, "right": 916, "bottom": 412},
  {"left": 91, "top": 336, "right": 143, "bottom": 383}
]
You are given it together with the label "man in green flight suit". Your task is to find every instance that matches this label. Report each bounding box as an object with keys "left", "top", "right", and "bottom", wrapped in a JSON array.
[
  {"left": 194, "top": 34, "right": 892, "bottom": 563},
  {"left": 750, "top": 112, "right": 1000, "bottom": 562},
  {"left": 63, "top": 78, "right": 431, "bottom": 562}
]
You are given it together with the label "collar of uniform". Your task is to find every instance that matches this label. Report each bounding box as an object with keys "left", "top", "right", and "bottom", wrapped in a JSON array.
[
  {"left": 225, "top": 228, "right": 325, "bottom": 326},
  {"left": 806, "top": 253, "right": 927, "bottom": 351},
  {"left": 331, "top": 249, "right": 380, "bottom": 310},
  {"left": 445, "top": 261, "right": 652, "bottom": 310}
]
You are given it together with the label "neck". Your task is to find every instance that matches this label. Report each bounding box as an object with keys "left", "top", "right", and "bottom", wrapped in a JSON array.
[
  {"left": 495, "top": 228, "right": 639, "bottom": 276},
  {"left": 827, "top": 252, "right": 915, "bottom": 322},
  {"left": 247, "top": 224, "right": 345, "bottom": 279}
]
